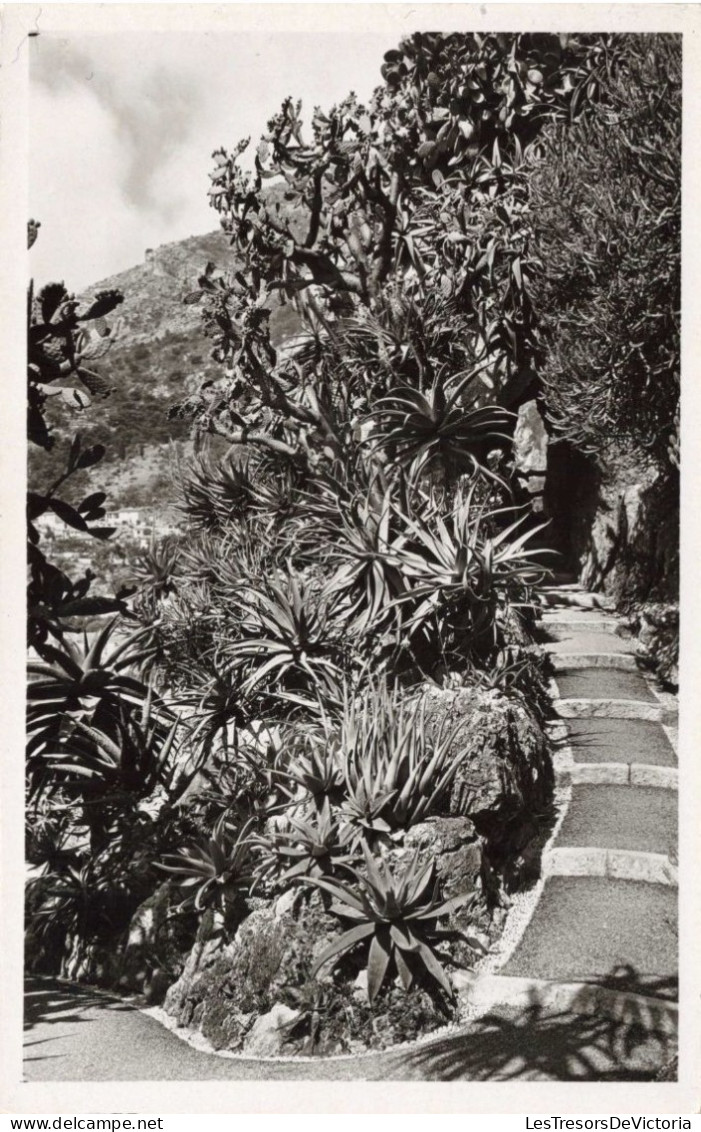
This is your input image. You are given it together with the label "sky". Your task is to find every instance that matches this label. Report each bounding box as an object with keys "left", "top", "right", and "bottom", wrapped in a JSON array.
[{"left": 29, "top": 31, "right": 392, "bottom": 291}]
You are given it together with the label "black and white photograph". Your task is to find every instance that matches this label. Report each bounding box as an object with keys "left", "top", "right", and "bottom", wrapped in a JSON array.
[{"left": 1, "top": 1, "right": 698, "bottom": 1115}]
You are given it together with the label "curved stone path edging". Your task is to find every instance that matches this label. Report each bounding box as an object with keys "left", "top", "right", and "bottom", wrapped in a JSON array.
[
  {"left": 23, "top": 583, "right": 678, "bottom": 1080},
  {"left": 543, "top": 847, "right": 677, "bottom": 886}
]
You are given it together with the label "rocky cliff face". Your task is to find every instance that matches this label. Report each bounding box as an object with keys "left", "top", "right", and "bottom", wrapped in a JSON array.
[
  {"left": 545, "top": 440, "right": 678, "bottom": 607},
  {"left": 82, "top": 230, "right": 234, "bottom": 348}
]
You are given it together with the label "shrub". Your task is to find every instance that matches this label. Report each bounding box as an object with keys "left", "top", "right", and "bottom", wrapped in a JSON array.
[{"left": 528, "top": 34, "right": 680, "bottom": 465}]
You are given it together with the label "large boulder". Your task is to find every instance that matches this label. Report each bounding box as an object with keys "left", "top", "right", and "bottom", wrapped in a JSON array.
[
  {"left": 513, "top": 399, "right": 548, "bottom": 511},
  {"left": 244, "top": 1003, "right": 301, "bottom": 1056},
  {"left": 421, "top": 685, "right": 553, "bottom": 888},
  {"left": 162, "top": 881, "right": 470, "bottom": 1056},
  {"left": 163, "top": 897, "right": 340, "bottom": 1052},
  {"left": 387, "top": 816, "right": 505, "bottom": 948},
  {"left": 632, "top": 602, "right": 679, "bottom": 688}
]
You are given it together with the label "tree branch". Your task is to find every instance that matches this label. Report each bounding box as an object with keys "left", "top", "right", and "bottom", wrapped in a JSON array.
[
  {"left": 209, "top": 419, "right": 300, "bottom": 459},
  {"left": 289, "top": 247, "right": 364, "bottom": 295}
]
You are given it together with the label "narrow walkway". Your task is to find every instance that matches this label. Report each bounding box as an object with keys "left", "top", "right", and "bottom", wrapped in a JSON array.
[
  {"left": 22, "top": 585, "right": 678, "bottom": 1080},
  {"left": 500, "top": 586, "right": 678, "bottom": 1005}
]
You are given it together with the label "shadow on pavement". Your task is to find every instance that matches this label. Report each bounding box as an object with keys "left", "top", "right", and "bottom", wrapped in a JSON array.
[
  {"left": 25, "top": 977, "right": 136, "bottom": 1032},
  {"left": 398, "top": 974, "right": 677, "bottom": 1081},
  {"left": 23, "top": 969, "right": 676, "bottom": 1081}
]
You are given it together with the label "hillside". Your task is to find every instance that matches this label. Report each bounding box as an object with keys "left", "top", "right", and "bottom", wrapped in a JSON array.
[{"left": 28, "top": 220, "right": 301, "bottom": 514}]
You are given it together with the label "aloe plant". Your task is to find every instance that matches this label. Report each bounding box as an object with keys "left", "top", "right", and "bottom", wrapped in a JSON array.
[
  {"left": 226, "top": 567, "right": 343, "bottom": 704},
  {"left": 304, "top": 845, "right": 483, "bottom": 1002},
  {"left": 178, "top": 451, "right": 256, "bottom": 530},
  {"left": 132, "top": 536, "right": 181, "bottom": 599},
  {"left": 158, "top": 814, "right": 256, "bottom": 916},
  {"left": 393, "top": 482, "right": 552, "bottom": 657},
  {"left": 366, "top": 370, "right": 512, "bottom": 481},
  {"left": 281, "top": 736, "right": 344, "bottom": 806},
  {"left": 179, "top": 648, "right": 252, "bottom": 755},
  {"left": 27, "top": 620, "right": 157, "bottom": 763},
  {"left": 253, "top": 798, "right": 357, "bottom": 887},
  {"left": 316, "top": 475, "right": 410, "bottom": 634},
  {"left": 332, "top": 683, "right": 460, "bottom": 837},
  {"left": 42, "top": 689, "right": 179, "bottom": 802}
]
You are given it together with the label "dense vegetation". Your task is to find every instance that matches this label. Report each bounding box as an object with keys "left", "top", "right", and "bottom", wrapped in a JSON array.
[
  {"left": 25, "top": 32, "right": 680, "bottom": 1052},
  {"left": 529, "top": 34, "right": 680, "bottom": 467}
]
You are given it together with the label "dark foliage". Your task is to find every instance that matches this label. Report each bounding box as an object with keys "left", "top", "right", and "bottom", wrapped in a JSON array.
[{"left": 529, "top": 34, "right": 680, "bottom": 466}]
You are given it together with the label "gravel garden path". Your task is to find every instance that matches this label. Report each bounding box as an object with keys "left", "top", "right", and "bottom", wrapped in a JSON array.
[{"left": 23, "top": 585, "right": 678, "bottom": 1081}]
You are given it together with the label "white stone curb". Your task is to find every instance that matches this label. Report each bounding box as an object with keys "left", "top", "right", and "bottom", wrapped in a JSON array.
[
  {"left": 543, "top": 847, "right": 678, "bottom": 886},
  {"left": 538, "top": 588, "right": 615, "bottom": 611},
  {"left": 548, "top": 653, "right": 637, "bottom": 671},
  {"left": 556, "top": 762, "right": 678, "bottom": 789},
  {"left": 630, "top": 764, "right": 678, "bottom": 789},
  {"left": 552, "top": 748, "right": 575, "bottom": 781},
  {"left": 456, "top": 973, "right": 678, "bottom": 1037},
  {"left": 545, "top": 846, "right": 607, "bottom": 877},
  {"left": 553, "top": 697, "right": 665, "bottom": 722},
  {"left": 539, "top": 619, "right": 620, "bottom": 638}
]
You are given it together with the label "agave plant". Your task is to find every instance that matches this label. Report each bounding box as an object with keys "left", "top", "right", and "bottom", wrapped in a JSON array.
[
  {"left": 226, "top": 567, "right": 344, "bottom": 706},
  {"left": 304, "top": 845, "right": 483, "bottom": 1003},
  {"left": 366, "top": 368, "right": 512, "bottom": 481},
  {"left": 253, "top": 798, "right": 357, "bottom": 888},
  {"left": 158, "top": 814, "right": 256, "bottom": 916}
]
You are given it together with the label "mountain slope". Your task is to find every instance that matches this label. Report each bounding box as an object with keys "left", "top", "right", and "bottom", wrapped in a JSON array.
[{"left": 29, "top": 223, "right": 300, "bottom": 512}]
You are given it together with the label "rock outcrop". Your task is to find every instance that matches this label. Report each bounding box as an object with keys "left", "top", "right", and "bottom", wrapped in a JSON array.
[{"left": 545, "top": 443, "right": 678, "bottom": 607}]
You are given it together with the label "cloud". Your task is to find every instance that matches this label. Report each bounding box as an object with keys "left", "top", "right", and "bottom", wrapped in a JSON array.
[
  {"left": 32, "top": 36, "right": 205, "bottom": 218},
  {"left": 29, "top": 30, "right": 391, "bottom": 288}
]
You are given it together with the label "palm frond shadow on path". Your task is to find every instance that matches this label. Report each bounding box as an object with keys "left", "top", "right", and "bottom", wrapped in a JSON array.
[
  {"left": 394, "top": 977, "right": 676, "bottom": 1081},
  {"left": 24, "top": 979, "right": 135, "bottom": 1032},
  {"left": 23, "top": 969, "right": 676, "bottom": 1080}
]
